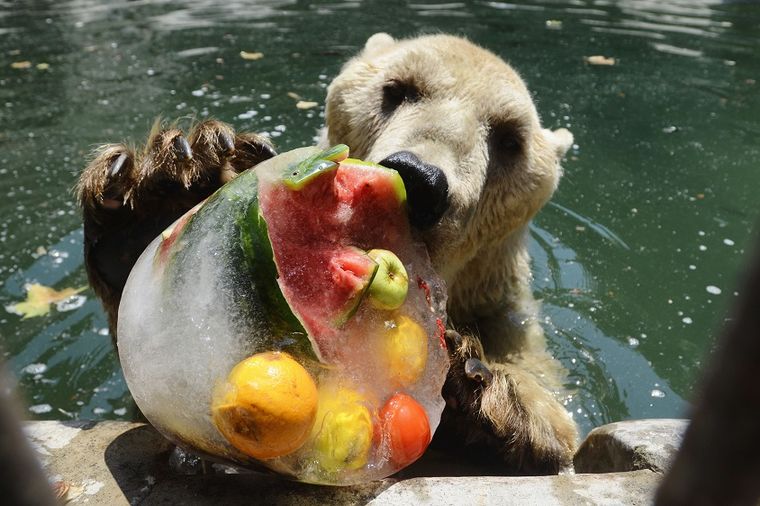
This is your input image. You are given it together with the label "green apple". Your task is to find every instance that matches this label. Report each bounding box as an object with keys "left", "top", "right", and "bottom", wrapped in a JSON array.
[{"left": 367, "top": 249, "right": 408, "bottom": 310}]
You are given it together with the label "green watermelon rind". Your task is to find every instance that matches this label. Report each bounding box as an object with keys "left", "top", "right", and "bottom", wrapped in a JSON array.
[
  {"left": 282, "top": 144, "right": 349, "bottom": 190},
  {"left": 158, "top": 165, "right": 317, "bottom": 361},
  {"left": 239, "top": 199, "right": 314, "bottom": 349}
]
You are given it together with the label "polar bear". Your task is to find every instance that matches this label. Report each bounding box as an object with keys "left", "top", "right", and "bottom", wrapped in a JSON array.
[{"left": 78, "top": 33, "right": 577, "bottom": 473}]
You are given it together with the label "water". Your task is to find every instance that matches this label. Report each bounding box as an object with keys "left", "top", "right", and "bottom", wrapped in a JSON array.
[{"left": 1, "top": 0, "right": 758, "bottom": 435}]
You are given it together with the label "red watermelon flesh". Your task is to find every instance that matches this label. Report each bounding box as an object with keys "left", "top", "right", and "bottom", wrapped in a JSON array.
[{"left": 258, "top": 160, "right": 409, "bottom": 361}]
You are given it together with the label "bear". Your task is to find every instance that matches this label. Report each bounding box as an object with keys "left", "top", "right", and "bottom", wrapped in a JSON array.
[{"left": 77, "top": 33, "right": 578, "bottom": 474}]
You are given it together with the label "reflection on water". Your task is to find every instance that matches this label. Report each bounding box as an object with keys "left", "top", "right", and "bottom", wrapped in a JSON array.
[{"left": 1, "top": 0, "right": 759, "bottom": 435}]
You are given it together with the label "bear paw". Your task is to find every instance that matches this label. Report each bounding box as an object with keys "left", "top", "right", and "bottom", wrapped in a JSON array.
[
  {"left": 437, "top": 329, "right": 578, "bottom": 474},
  {"left": 77, "top": 120, "right": 276, "bottom": 339}
]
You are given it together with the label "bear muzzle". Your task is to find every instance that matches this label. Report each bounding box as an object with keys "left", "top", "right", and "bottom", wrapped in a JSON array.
[{"left": 379, "top": 151, "right": 449, "bottom": 230}]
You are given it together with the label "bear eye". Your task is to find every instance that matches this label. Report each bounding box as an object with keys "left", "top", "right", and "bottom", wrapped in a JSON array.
[
  {"left": 381, "top": 80, "right": 420, "bottom": 114},
  {"left": 489, "top": 122, "right": 523, "bottom": 156}
]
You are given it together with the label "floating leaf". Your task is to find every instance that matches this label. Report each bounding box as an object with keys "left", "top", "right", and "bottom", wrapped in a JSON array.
[
  {"left": 586, "top": 55, "right": 616, "bottom": 66},
  {"left": 287, "top": 92, "right": 317, "bottom": 109},
  {"left": 11, "top": 60, "right": 32, "bottom": 69},
  {"left": 240, "top": 51, "right": 263, "bottom": 61},
  {"left": 7, "top": 283, "right": 87, "bottom": 319}
]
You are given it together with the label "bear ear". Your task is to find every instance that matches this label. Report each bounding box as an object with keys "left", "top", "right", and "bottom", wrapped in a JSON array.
[
  {"left": 363, "top": 33, "right": 395, "bottom": 56},
  {"left": 542, "top": 128, "right": 574, "bottom": 158}
]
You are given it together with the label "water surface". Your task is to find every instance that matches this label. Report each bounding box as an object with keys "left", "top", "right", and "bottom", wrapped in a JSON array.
[{"left": 1, "top": 0, "right": 759, "bottom": 435}]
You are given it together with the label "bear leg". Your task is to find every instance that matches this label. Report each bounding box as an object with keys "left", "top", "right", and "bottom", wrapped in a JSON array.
[
  {"left": 76, "top": 120, "right": 276, "bottom": 342},
  {"left": 438, "top": 329, "right": 578, "bottom": 474}
]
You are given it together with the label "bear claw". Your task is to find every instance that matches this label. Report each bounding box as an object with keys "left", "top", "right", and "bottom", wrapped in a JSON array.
[
  {"left": 444, "top": 329, "right": 463, "bottom": 351},
  {"left": 464, "top": 357, "right": 492, "bottom": 386},
  {"left": 172, "top": 135, "right": 193, "bottom": 161},
  {"left": 108, "top": 153, "right": 129, "bottom": 178},
  {"left": 78, "top": 120, "right": 276, "bottom": 340},
  {"left": 259, "top": 142, "right": 277, "bottom": 160},
  {"left": 218, "top": 131, "right": 235, "bottom": 155}
]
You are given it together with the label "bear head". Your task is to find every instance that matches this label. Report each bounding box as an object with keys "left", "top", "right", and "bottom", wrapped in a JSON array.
[{"left": 324, "top": 33, "right": 572, "bottom": 285}]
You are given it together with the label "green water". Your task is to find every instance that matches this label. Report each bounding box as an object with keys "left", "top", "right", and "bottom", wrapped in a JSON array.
[{"left": 1, "top": 0, "right": 759, "bottom": 435}]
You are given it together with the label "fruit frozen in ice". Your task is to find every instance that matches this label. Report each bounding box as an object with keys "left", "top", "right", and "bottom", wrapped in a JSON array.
[
  {"left": 380, "top": 392, "right": 431, "bottom": 467},
  {"left": 383, "top": 315, "right": 428, "bottom": 386},
  {"left": 327, "top": 247, "right": 379, "bottom": 326},
  {"left": 117, "top": 145, "right": 449, "bottom": 485},
  {"left": 367, "top": 249, "right": 409, "bottom": 310},
  {"left": 282, "top": 143, "right": 348, "bottom": 190},
  {"left": 211, "top": 352, "right": 318, "bottom": 460},
  {"left": 311, "top": 385, "right": 374, "bottom": 473}
]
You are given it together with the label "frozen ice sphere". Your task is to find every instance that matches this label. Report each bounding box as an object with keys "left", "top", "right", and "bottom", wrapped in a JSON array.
[{"left": 118, "top": 146, "right": 449, "bottom": 484}]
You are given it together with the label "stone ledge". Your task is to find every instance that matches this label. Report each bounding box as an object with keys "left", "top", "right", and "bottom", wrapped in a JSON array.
[
  {"left": 368, "top": 472, "right": 660, "bottom": 505},
  {"left": 23, "top": 420, "right": 681, "bottom": 505}
]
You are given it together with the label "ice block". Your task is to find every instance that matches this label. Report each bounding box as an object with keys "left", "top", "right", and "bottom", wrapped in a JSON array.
[{"left": 117, "top": 145, "right": 449, "bottom": 485}]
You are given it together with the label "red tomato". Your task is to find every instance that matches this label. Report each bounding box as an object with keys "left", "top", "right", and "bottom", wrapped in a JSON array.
[{"left": 380, "top": 393, "right": 431, "bottom": 466}]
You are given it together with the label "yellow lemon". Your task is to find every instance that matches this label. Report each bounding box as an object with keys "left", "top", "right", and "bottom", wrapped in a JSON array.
[
  {"left": 311, "top": 386, "right": 373, "bottom": 473},
  {"left": 384, "top": 316, "right": 428, "bottom": 386},
  {"left": 212, "top": 351, "right": 318, "bottom": 460}
]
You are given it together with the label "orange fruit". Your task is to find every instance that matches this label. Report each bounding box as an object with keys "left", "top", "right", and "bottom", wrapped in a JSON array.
[
  {"left": 383, "top": 315, "right": 428, "bottom": 385},
  {"left": 212, "top": 351, "right": 318, "bottom": 460}
]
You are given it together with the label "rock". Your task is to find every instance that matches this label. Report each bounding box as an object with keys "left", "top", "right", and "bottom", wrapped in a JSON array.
[
  {"left": 574, "top": 419, "right": 688, "bottom": 474},
  {"left": 23, "top": 420, "right": 669, "bottom": 504}
]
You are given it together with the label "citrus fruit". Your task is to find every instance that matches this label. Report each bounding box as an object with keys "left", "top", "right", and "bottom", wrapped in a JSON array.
[{"left": 212, "top": 351, "right": 318, "bottom": 460}]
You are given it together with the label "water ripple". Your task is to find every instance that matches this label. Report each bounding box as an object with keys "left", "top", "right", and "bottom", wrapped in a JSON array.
[
  {"left": 482, "top": 1, "right": 546, "bottom": 12},
  {"left": 409, "top": 2, "right": 467, "bottom": 10},
  {"left": 651, "top": 42, "right": 704, "bottom": 58},
  {"left": 590, "top": 26, "right": 667, "bottom": 40},
  {"left": 548, "top": 202, "right": 630, "bottom": 250}
]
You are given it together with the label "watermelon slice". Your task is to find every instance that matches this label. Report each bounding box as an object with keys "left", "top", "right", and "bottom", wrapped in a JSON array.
[{"left": 254, "top": 148, "right": 410, "bottom": 359}]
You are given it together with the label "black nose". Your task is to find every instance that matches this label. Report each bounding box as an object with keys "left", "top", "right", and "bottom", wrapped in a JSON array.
[{"left": 379, "top": 151, "right": 449, "bottom": 230}]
